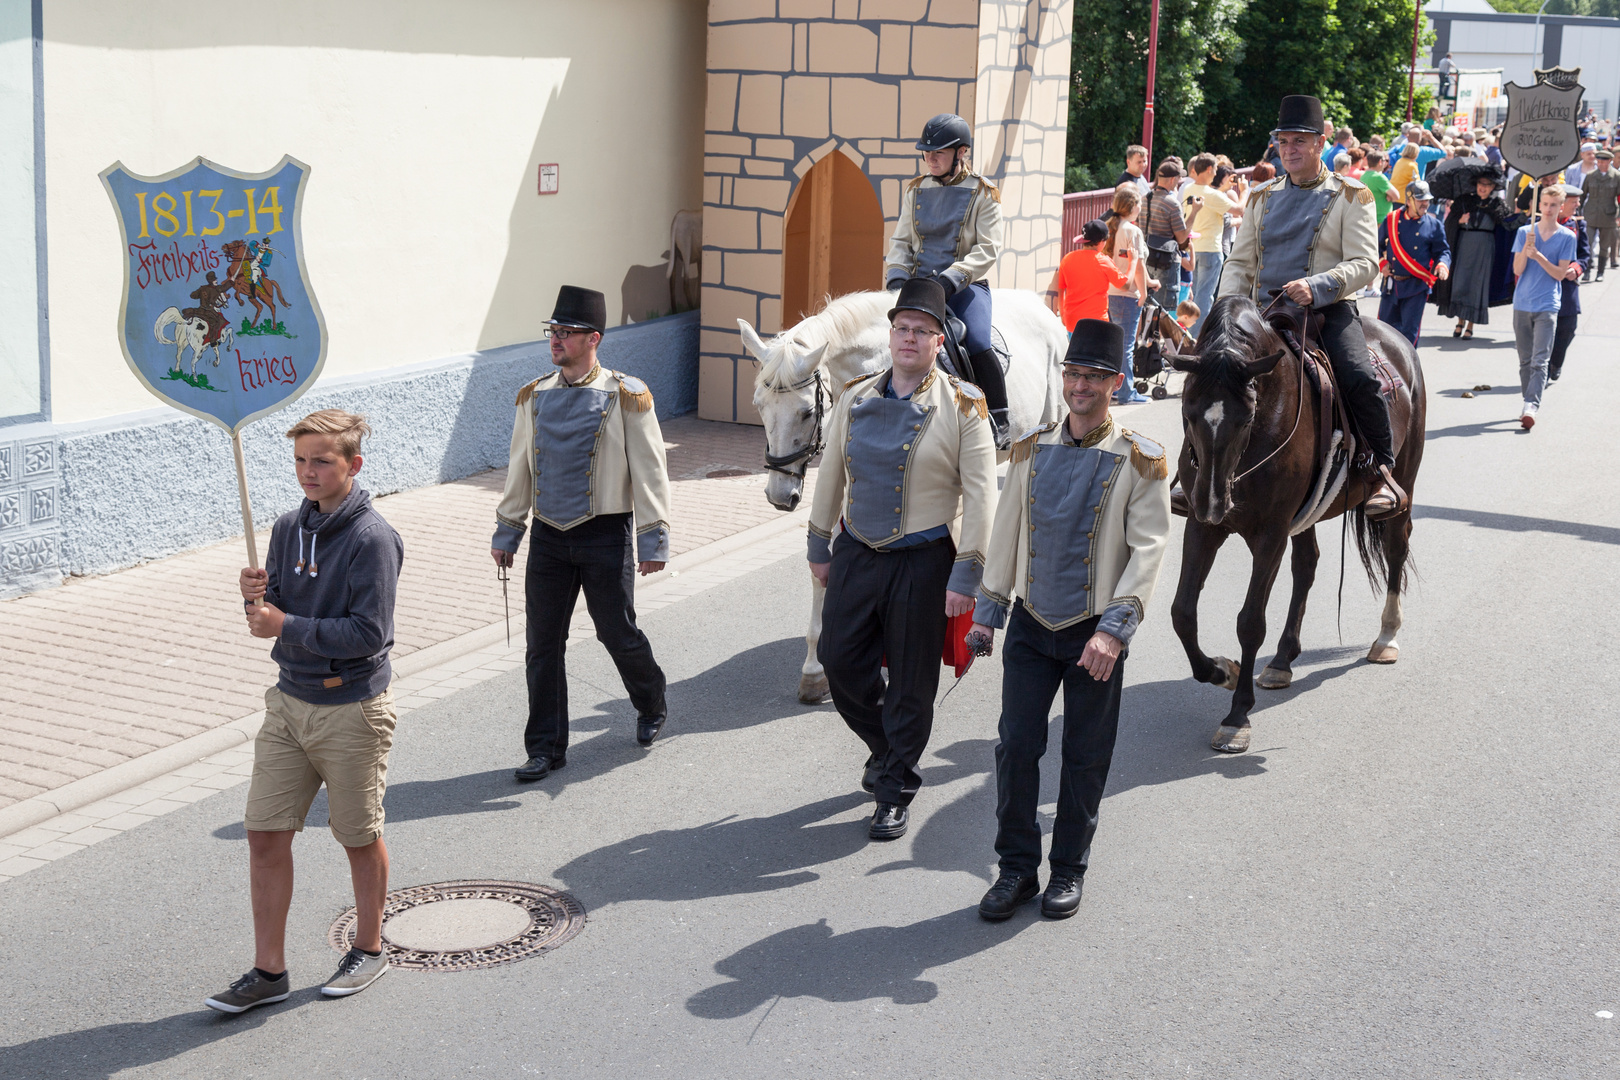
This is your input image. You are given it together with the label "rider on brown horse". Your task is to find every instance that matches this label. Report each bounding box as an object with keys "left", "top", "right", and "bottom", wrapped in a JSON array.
[{"left": 1201, "top": 94, "right": 1408, "bottom": 521}]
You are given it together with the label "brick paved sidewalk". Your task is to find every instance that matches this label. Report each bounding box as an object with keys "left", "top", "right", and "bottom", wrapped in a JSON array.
[{"left": 0, "top": 416, "right": 818, "bottom": 813}]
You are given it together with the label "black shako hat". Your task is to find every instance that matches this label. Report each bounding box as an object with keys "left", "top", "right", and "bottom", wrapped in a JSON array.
[
  {"left": 887, "top": 277, "right": 950, "bottom": 332},
  {"left": 1274, "top": 95, "right": 1326, "bottom": 135},
  {"left": 547, "top": 285, "right": 607, "bottom": 334},
  {"left": 1063, "top": 318, "right": 1125, "bottom": 375}
]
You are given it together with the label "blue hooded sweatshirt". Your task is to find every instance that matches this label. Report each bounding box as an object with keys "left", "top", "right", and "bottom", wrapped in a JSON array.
[{"left": 262, "top": 486, "right": 403, "bottom": 705}]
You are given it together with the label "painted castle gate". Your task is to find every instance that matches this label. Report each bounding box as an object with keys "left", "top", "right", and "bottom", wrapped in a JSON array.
[{"left": 696, "top": 0, "right": 1075, "bottom": 423}]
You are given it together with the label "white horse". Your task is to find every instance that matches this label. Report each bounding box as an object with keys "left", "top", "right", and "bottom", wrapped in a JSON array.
[
  {"left": 154, "top": 307, "right": 233, "bottom": 377},
  {"left": 743, "top": 288, "right": 1069, "bottom": 702}
]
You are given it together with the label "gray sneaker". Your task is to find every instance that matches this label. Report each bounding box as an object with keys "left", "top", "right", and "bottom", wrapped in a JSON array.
[
  {"left": 321, "top": 948, "right": 389, "bottom": 997},
  {"left": 205, "top": 968, "right": 291, "bottom": 1013}
]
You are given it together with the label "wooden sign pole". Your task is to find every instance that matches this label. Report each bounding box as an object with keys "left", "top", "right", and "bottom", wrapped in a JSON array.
[{"left": 231, "top": 429, "right": 264, "bottom": 607}]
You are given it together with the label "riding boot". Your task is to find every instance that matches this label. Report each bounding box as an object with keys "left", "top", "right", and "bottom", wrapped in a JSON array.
[
  {"left": 968, "top": 349, "right": 1011, "bottom": 450},
  {"left": 1345, "top": 383, "right": 1408, "bottom": 520}
]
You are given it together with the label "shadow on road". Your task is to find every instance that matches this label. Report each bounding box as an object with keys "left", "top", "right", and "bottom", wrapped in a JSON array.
[
  {"left": 213, "top": 769, "right": 524, "bottom": 840},
  {"left": 553, "top": 738, "right": 993, "bottom": 908},
  {"left": 686, "top": 907, "right": 1033, "bottom": 1018},
  {"left": 1414, "top": 504, "right": 1620, "bottom": 546},
  {"left": 1424, "top": 419, "right": 1525, "bottom": 440},
  {"left": 0, "top": 992, "right": 320, "bottom": 1079}
]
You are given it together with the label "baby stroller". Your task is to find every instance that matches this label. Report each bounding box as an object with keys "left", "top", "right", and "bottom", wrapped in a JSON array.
[{"left": 1131, "top": 299, "right": 1194, "bottom": 400}]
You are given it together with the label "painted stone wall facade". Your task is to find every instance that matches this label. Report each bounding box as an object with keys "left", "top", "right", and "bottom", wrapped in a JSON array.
[{"left": 698, "top": 0, "right": 1073, "bottom": 424}]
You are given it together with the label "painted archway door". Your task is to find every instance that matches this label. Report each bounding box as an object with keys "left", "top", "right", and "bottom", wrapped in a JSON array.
[{"left": 782, "top": 151, "right": 884, "bottom": 329}]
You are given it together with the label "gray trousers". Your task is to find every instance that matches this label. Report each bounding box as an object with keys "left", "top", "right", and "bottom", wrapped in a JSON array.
[
  {"left": 1594, "top": 224, "right": 1617, "bottom": 270},
  {"left": 1513, "top": 308, "right": 1556, "bottom": 407}
]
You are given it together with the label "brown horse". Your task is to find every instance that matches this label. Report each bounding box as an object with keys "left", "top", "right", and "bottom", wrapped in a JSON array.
[
  {"left": 221, "top": 239, "right": 291, "bottom": 327},
  {"left": 1168, "top": 295, "right": 1426, "bottom": 753}
]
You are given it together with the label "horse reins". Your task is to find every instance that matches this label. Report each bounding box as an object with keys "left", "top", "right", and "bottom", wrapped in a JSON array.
[{"left": 762, "top": 368, "right": 828, "bottom": 479}]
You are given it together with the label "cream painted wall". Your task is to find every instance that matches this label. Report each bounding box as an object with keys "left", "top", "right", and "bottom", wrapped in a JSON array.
[
  {"left": 1, "top": 0, "right": 40, "bottom": 421},
  {"left": 42, "top": 0, "right": 707, "bottom": 424}
]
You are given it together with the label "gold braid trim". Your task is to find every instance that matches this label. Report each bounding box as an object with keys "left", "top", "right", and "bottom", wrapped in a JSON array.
[
  {"left": 615, "top": 371, "right": 654, "bottom": 412},
  {"left": 954, "top": 384, "right": 988, "bottom": 420},
  {"left": 844, "top": 371, "right": 880, "bottom": 391}
]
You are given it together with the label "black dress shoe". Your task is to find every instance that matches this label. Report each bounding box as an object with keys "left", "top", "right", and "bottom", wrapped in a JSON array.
[
  {"left": 514, "top": 755, "right": 564, "bottom": 782},
  {"left": 978, "top": 873, "right": 1040, "bottom": 920},
  {"left": 868, "top": 802, "right": 908, "bottom": 840},
  {"left": 636, "top": 714, "right": 665, "bottom": 747},
  {"left": 1041, "top": 874, "right": 1084, "bottom": 919},
  {"left": 860, "top": 754, "right": 880, "bottom": 794}
]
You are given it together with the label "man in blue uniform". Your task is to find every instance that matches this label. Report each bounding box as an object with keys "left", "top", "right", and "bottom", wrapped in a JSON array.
[
  {"left": 970, "top": 319, "right": 1171, "bottom": 920},
  {"left": 1378, "top": 180, "right": 1451, "bottom": 346}
]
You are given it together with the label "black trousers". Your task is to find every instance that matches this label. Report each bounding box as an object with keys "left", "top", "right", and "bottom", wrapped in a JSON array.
[
  {"left": 1548, "top": 308, "right": 1578, "bottom": 378},
  {"left": 818, "top": 535, "right": 953, "bottom": 806},
  {"left": 994, "top": 604, "right": 1124, "bottom": 879},
  {"left": 524, "top": 513, "right": 665, "bottom": 760},
  {"left": 1320, "top": 301, "right": 1396, "bottom": 469}
]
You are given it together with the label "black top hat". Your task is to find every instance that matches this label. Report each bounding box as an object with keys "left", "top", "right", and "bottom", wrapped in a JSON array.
[
  {"left": 547, "top": 285, "right": 607, "bottom": 334},
  {"left": 1274, "top": 95, "right": 1326, "bottom": 135},
  {"left": 1063, "top": 318, "right": 1125, "bottom": 375},
  {"left": 887, "top": 277, "right": 950, "bottom": 332}
]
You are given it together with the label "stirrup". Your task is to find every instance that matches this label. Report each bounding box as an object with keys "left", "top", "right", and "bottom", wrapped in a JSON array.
[{"left": 1363, "top": 465, "right": 1409, "bottom": 520}]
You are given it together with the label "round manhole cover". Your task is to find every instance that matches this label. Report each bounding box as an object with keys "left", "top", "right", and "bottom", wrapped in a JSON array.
[{"left": 329, "top": 880, "right": 586, "bottom": 972}]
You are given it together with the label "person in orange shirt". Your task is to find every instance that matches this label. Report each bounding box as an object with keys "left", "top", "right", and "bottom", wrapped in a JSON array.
[{"left": 1048, "top": 219, "right": 1131, "bottom": 332}]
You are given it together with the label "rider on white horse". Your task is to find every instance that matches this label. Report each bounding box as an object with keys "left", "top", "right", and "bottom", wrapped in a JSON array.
[{"left": 884, "top": 113, "right": 1011, "bottom": 449}]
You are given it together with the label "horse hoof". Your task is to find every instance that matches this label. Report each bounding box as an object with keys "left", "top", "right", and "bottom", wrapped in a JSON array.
[
  {"left": 1211, "top": 725, "right": 1251, "bottom": 753},
  {"left": 1211, "top": 656, "right": 1240, "bottom": 690},
  {"left": 1257, "top": 666, "right": 1292, "bottom": 690},
  {"left": 797, "top": 672, "right": 830, "bottom": 704},
  {"left": 1366, "top": 643, "right": 1399, "bottom": 665}
]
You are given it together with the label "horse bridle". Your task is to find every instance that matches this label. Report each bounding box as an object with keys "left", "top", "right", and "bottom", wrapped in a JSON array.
[
  {"left": 1184, "top": 293, "right": 1307, "bottom": 486},
  {"left": 762, "top": 368, "right": 828, "bottom": 479}
]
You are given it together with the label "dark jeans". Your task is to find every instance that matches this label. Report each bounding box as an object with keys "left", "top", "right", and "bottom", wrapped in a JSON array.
[
  {"left": 1549, "top": 308, "right": 1578, "bottom": 378},
  {"left": 994, "top": 605, "right": 1124, "bottom": 879},
  {"left": 1320, "top": 300, "right": 1395, "bottom": 469},
  {"left": 947, "top": 279, "right": 993, "bottom": 354},
  {"left": 524, "top": 513, "right": 665, "bottom": 761},
  {"left": 818, "top": 535, "right": 953, "bottom": 806}
]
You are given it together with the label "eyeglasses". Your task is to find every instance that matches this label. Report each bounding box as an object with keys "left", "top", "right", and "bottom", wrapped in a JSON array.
[
  {"left": 1062, "top": 370, "right": 1117, "bottom": 385},
  {"left": 890, "top": 325, "right": 942, "bottom": 341},
  {"left": 543, "top": 326, "right": 595, "bottom": 341}
]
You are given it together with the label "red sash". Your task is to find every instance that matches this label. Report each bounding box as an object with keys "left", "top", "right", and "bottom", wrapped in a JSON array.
[{"left": 1384, "top": 210, "right": 1438, "bottom": 287}]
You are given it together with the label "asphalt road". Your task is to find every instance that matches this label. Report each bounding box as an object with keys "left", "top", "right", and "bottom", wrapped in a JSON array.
[{"left": 3, "top": 288, "right": 1618, "bottom": 1078}]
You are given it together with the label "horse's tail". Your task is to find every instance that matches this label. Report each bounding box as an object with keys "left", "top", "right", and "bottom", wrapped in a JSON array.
[
  {"left": 153, "top": 306, "right": 183, "bottom": 344},
  {"left": 1350, "top": 507, "right": 1413, "bottom": 595},
  {"left": 271, "top": 278, "right": 291, "bottom": 306}
]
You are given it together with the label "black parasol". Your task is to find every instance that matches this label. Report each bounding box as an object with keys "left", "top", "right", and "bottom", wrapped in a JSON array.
[{"left": 1426, "top": 157, "right": 1502, "bottom": 201}]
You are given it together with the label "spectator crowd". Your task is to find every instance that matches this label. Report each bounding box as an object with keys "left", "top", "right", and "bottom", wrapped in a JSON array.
[{"left": 1049, "top": 110, "right": 1620, "bottom": 431}]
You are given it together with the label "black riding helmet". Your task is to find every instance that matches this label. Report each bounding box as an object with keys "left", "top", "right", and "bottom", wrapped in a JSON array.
[{"left": 916, "top": 113, "right": 973, "bottom": 152}]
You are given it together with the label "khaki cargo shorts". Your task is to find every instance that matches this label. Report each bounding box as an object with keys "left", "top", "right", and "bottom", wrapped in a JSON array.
[{"left": 244, "top": 685, "right": 397, "bottom": 847}]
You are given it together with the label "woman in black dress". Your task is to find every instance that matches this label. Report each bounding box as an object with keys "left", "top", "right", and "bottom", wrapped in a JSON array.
[{"left": 1435, "top": 174, "right": 1513, "bottom": 338}]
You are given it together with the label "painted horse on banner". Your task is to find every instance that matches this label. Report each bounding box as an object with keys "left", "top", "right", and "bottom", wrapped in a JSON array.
[{"left": 744, "top": 288, "right": 1069, "bottom": 703}]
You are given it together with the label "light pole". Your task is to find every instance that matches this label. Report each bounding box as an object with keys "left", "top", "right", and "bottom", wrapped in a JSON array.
[
  {"left": 1407, "top": 0, "right": 1423, "bottom": 121},
  {"left": 1142, "top": 0, "right": 1161, "bottom": 163},
  {"left": 1533, "top": 0, "right": 1551, "bottom": 76}
]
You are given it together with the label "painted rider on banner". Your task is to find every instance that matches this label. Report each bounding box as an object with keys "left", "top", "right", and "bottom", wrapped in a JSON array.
[{"left": 100, "top": 156, "right": 325, "bottom": 429}]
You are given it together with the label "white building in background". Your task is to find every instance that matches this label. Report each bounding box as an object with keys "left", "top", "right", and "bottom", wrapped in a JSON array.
[{"left": 1426, "top": 0, "right": 1620, "bottom": 120}]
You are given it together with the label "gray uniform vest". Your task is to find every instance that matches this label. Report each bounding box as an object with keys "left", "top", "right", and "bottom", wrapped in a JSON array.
[
  {"left": 533, "top": 387, "right": 613, "bottom": 528},
  {"left": 841, "top": 396, "right": 935, "bottom": 547},
  {"left": 913, "top": 183, "right": 977, "bottom": 278},
  {"left": 1253, "top": 181, "right": 1336, "bottom": 303},
  {"left": 1024, "top": 442, "right": 1125, "bottom": 627}
]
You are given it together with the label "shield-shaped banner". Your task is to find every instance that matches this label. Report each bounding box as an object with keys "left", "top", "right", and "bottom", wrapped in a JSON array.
[
  {"left": 1500, "top": 80, "right": 1585, "bottom": 180},
  {"left": 100, "top": 155, "right": 327, "bottom": 435}
]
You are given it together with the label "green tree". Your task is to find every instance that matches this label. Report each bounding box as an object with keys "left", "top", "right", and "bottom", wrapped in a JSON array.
[
  {"left": 1065, "top": 0, "right": 1243, "bottom": 191},
  {"left": 1490, "top": 0, "right": 1618, "bottom": 16},
  {"left": 1201, "top": 0, "right": 1434, "bottom": 163}
]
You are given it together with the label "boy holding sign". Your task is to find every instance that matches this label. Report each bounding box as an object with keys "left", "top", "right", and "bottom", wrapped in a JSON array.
[{"left": 206, "top": 410, "right": 405, "bottom": 1013}]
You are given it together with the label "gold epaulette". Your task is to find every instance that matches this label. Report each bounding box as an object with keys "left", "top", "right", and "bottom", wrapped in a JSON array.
[
  {"left": 844, "top": 371, "right": 880, "bottom": 391},
  {"left": 904, "top": 174, "right": 928, "bottom": 192},
  {"left": 978, "top": 176, "right": 1001, "bottom": 204},
  {"left": 1121, "top": 427, "right": 1169, "bottom": 480},
  {"left": 1010, "top": 422, "right": 1057, "bottom": 464},
  {"left": 949, "top": 375, "right": 987, "bottom": 420},
  {"left": 614, "top": 371, "right": 654, "bottom": 412},
  {"left": 514, "top": 377, "right": 542, "bottom": 406}
]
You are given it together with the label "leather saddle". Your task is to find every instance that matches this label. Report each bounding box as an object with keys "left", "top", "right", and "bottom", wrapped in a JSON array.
[{"left": 936, "top": 316, "right": 1010, "bottom": 383}]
